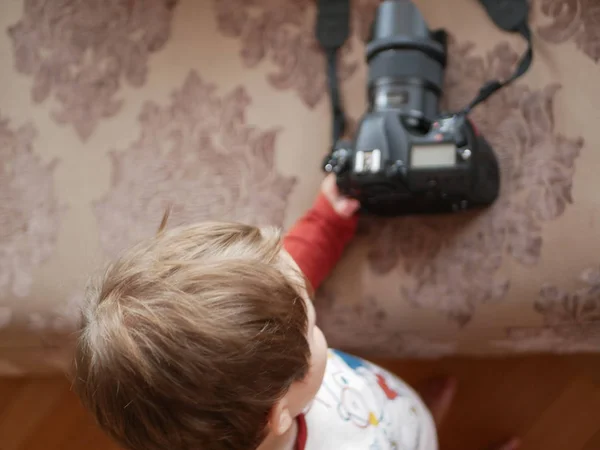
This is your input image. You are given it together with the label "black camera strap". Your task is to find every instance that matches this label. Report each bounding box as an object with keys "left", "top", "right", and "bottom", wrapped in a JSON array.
[
  {"left": 460, "top": 0, "right": 533, "bottom": 114},
  {"left": 316, "top": 0, "right": 533, "bottom": 147},
  {"left": 316, "top": 0, "right": 351, "bottom": 146}
]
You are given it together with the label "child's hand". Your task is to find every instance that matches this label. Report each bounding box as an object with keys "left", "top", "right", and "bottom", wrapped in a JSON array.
[{"left": 321, "top": 174, "right": 361, "bottom": 219}]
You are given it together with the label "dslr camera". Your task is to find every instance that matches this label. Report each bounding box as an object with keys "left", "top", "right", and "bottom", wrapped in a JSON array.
[{"left": 322, "top": 0, "right": 501, "bottom": 216}]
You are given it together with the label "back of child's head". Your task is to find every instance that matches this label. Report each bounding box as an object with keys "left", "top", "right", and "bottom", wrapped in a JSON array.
[{"left": 74, "top": 222, "right": 310, "bottom": 450}]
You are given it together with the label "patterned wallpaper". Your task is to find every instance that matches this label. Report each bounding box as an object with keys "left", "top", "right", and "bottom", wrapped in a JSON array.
[
  {"left": 0, "top": 0, "right": 599, "bottom": 374},
  {"left": 8, "top": 0, "right": 178, "bottom": 140},
  {"left": 94, "top": 71, "right": 296, "bottom": 258}
]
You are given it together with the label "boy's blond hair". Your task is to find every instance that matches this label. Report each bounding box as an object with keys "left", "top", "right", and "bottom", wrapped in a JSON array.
[{"left": 73, "top": 222, "right": 310, "bottom": 450}]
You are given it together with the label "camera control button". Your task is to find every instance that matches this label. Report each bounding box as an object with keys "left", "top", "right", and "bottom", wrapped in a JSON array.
[
  {"left": 437, "top": 117, "right": 454, "bottom": 132},
  {"left": 386, "top": 161, "right": 403, "bottom": 177}
]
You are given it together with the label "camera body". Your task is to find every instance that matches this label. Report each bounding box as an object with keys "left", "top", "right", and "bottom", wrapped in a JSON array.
[
  {"left": 325, "top": 112, "right": 500, "bottom": 216},
  {"left": 323, "top": 0, "right": 500, "bottom": 216}
]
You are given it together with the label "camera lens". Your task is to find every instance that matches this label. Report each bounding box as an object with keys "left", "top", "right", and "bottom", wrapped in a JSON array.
[{"left": 366, "top": 0, "right": 446, "bottom": 127}]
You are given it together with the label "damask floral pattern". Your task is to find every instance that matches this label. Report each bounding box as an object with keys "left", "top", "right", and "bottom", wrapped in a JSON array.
[
  {"left": 8, "top": 0, "right": 178, "bottom": 141},
  {"left": 537, "top": 0, "right": 600, "bottom": 63},
  {"left": 94, "top": 70, "right": 296, "bottom": 258},
  {"left": 0, "top": 115, "right": 63, "bottom": 299},
  {"left": 362, "top": 38, "right": 584, "bottom": 326},
  {"left": 316, "top": 292, "right": 457, "bottom": 358},
  {"left": 213, "top": 0, "right": 379, "bottom": 108},
  {"left": 495, "top": 265, "right": 600, "bottom": 352}
]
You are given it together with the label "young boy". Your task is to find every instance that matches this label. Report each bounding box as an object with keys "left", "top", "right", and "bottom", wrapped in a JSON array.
[{"left": 74, "top": 175, "right": 519, "bottom": 450}]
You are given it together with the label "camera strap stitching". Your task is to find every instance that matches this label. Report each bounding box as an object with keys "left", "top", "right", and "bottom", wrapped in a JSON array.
[
  {"left": 316, "top": 0, "right": 351, "bottom": 146},
  {"left": 316, "top": 0, "right": 533, "bottom": 150}
]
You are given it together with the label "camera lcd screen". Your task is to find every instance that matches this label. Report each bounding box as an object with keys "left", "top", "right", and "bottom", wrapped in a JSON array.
[{"left": 411, "top": 143, "right": 456, "bottom": 168}]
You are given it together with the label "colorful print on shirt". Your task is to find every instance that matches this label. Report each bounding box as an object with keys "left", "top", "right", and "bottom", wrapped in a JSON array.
[{"left": 300, "top": 350, "right": 438, "bottom": 450}]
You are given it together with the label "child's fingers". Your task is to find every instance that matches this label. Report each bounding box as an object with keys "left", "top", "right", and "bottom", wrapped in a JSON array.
[
  {"left": 321, "top": 174, "right": 360, "bottom": 218},
  {"left": 338, "top": 198, "right": 360, "bottom": 218},
  {"left": 321, "top": 173, "right": 338, "bottom": 197}
]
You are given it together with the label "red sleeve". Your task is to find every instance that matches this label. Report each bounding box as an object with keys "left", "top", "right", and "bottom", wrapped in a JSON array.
[
  {"left": 283, "top": 193, "right": 358, "bottom": 291},
  {"left": 294, "top": 415, "right": 307, "bottom": 450}
]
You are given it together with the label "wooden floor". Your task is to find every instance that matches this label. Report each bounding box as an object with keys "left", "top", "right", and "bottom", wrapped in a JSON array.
[{"left": 1, "top": 355, "right": 600, "bottom": 450}]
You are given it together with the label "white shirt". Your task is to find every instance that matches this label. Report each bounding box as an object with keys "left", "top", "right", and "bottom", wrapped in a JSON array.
[{"left": 299, "top": 350, "right": 438, "bottom": 450}]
